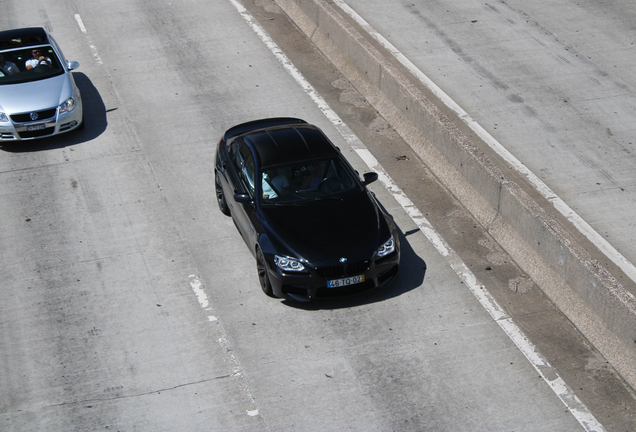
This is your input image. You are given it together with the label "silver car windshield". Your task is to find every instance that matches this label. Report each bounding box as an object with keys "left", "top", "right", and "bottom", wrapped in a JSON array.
[{"left": 0, "top": 46, "right": 63, "bottom": 84}]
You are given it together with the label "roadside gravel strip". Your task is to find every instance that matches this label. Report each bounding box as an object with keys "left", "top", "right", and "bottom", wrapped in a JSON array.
[{"left": 273, "top": 0, "right": 636, "bottom": 390}]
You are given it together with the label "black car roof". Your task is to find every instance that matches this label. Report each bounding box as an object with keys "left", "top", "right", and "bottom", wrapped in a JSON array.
[
  {"left": 0, "top": 27, "right": 49, "bottom": 49},
  {"left": 242, "top": 124, "right": 340, "bottom": 168},
  {"left": 223, "top": 117, "right": 307, "bottom": 141}
]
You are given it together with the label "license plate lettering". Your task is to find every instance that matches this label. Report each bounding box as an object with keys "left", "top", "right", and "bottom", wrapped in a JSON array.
[
  {"left": 27, "top": 124, "right": 46, "bottom": 131},
  {"left": 327, "top": 274, "right": 364, "bottom": 288}
]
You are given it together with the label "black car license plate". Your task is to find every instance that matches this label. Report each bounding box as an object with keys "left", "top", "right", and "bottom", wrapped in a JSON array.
[{"left": 327, "top": 274, "right": 364, "bottom": 288}]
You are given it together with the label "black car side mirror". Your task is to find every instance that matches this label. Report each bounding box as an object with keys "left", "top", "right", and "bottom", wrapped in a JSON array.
[
  {"left": 363, "top": 172, "right": 378, "bottom": 185},
  {"left": 234, "top": 193, "right": 252, "bottom": 203}
]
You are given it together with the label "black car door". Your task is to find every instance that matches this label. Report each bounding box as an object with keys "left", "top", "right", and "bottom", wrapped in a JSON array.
[{"left": 225, "top": 141, "right": 258, "bottom": 249}]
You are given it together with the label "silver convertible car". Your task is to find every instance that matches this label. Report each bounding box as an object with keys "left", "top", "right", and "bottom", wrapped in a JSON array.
[{"left": 0, "top": 27, "right": 83, "bottom": 141}]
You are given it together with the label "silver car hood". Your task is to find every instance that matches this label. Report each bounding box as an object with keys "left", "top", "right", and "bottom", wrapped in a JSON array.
[{"left": 0, "top": 74, "right": 73, "bottom": 114}]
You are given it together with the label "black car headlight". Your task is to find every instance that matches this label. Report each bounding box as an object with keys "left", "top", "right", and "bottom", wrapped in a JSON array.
[
  {"left": 275, "top": 255, "right": 306, "bottom": 272},
  {"left": 377, "top": 235, "right": 395, "bottom": 258}
]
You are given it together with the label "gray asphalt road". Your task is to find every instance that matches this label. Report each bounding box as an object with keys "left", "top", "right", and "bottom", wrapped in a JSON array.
[{"left": 0, "top": 0, "right": 634, "bottom": 430}]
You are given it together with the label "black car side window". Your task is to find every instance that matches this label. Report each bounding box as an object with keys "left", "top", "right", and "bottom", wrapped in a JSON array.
[
  {"left": 228, "top": 141, "right": 238, "bottom": 165},
  {"left": 236, "top": 144, "right": 255, "bottom": 197}
]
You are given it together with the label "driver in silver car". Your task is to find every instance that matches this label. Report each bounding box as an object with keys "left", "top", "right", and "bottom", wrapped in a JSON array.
[{"left": 25, "top": 48, "right": 51, "bottom": 70}]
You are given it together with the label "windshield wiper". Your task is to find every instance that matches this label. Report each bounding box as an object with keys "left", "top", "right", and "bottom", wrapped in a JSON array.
[
  {"left": 264, "top": 200, "right": 308, "bottom": 206},
  {"left": 313, "top": 193, "right": 347, "bottom": 201}
]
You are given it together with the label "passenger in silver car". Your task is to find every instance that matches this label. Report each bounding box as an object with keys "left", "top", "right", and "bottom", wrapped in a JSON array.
[{"left": 0, "top": 54, "right": 18, "bottom": 75}]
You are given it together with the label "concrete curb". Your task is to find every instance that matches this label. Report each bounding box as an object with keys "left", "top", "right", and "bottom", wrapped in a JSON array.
[{"left": 275, "top": 0, "right": 636, "bottom": 389}]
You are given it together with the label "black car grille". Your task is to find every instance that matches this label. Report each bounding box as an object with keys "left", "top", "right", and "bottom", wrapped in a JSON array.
[
  {"left": 11, "top": 108, "right": 57, "bottom": 123},
  {"left": 316, "top": 260, "right": 369, "bottom": 279}
]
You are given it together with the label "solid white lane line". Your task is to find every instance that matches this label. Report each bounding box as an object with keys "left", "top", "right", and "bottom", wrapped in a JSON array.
[
  {"left": 357, "top": 149, "right": 603, "bottom": 432},
  {"left": 228, "top": 1, "right": 605, "bottom": 430},
  {"left": 333, "top": 0, "right": 636, "bottom": 294}
]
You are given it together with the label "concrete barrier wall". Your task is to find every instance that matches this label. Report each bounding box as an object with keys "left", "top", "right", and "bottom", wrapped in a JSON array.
[{"left": 275, "top": 0, "right": 636, "bottom": 388}]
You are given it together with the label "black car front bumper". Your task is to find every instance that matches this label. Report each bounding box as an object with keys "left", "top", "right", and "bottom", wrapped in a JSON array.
[{"left": 267, "top": 250, "right": 400, "bottom": 301}]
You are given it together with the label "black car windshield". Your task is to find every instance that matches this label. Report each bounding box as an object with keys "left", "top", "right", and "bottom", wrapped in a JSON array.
[
  {"left": 260, "top": 157, "right": 361, "bottom": 205},
  {"left": 0, "top": 46, "right": 63, "bottom": 84}
]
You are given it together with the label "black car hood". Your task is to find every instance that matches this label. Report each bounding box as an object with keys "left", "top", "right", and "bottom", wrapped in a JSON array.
[{"left": 260, "top": 192, "right": 390, "bottom": 262}]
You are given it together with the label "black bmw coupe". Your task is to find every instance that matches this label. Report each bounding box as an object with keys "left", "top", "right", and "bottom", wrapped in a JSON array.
[{"left": 215, "top": 118, "right": 400, "bottom": 301}]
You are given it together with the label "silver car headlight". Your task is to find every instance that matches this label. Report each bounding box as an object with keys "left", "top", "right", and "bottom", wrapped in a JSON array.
[
  {"left": 59, "top": 97, "right": 76, "bottom": 114},
  {"left": 275, "top": 255, "right": 305, "bottom": 272},
  {"left": 0, "top": 112, "right": 8, "bottom": 122},
  {"left": 377, "top": 235, "right": 395, "bottom": 258}
]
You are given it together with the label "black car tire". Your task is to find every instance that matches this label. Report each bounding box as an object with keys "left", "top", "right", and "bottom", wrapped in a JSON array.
[
  {"left": 256, "top": 248, "right": 275, "bottom": 297},
  {"left": 215, "top": 174, "right": 230, "bottom": 216}
]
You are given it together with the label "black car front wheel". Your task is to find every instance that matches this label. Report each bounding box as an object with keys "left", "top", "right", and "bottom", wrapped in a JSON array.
[
  {"left": 256, "top": 249, "right": 275, "bottom": 297},
  {"left": 215, "top": 174, "right": 230, "bottom": 216}
]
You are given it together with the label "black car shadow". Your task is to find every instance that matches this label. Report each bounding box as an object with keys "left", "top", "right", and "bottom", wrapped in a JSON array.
[
  {"left": 0, "top": 72, "right": 107, "bottom": 152},
  {"left": 281, "top": 224, "right": 427, "bottom": 310}
]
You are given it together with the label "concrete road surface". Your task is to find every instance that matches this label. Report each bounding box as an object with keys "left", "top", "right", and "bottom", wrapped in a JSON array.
[{"left": 1, "top": 0, "right": 635, "bottom": 431}]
